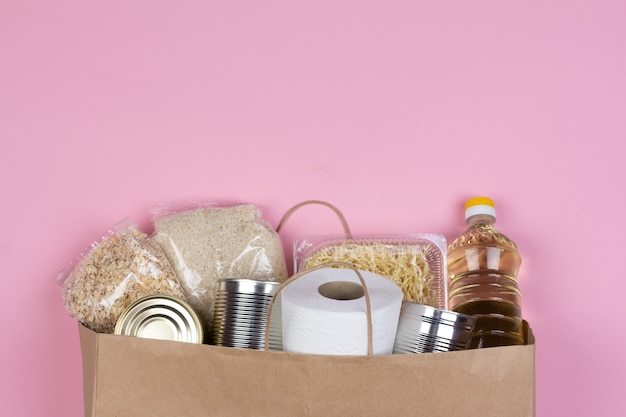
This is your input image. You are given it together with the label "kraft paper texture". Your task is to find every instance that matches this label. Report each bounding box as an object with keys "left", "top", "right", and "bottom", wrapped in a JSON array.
[{"left": 79, "top": 323, "right": 535, "bottom": 417}]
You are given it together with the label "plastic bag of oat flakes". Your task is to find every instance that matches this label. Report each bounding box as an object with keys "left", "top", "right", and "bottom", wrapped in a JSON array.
[{"left": 55, "top": 217, "right": 186, "bottom": 333}]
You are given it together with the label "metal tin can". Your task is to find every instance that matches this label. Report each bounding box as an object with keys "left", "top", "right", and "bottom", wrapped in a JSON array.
[
  {"left": 114, "top": 294, "right": 204, "bottom": 344},
  {"left": 393, "top": 301, "right": 476, "bottom": 354},
  {"left": 211, "top": 278, "right": 282, "bottom": 350}
]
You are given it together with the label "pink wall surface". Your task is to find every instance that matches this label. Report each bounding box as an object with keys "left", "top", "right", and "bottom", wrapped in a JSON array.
[{"left": 2, "top": 1, "right": 625, "bottom": 416}]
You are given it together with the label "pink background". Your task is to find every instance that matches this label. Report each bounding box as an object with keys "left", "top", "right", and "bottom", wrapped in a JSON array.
[{"left": 1, "top": 1, "right": 625, "bottom": 416}]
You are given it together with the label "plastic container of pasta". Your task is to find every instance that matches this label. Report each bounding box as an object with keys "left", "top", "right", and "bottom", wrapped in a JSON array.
[{"left": 294, "top": 234, "right": 448, "bottom": 310}]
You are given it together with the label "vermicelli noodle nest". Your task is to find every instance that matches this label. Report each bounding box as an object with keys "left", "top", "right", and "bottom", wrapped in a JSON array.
[{"left": 302, "top": 240, "right": 442, "bottom": 308}]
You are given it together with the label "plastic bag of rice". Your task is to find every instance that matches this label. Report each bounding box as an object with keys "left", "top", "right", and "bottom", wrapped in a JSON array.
[
  {"left": 55, "top": 218, "right": 187, "bottom": 334},
  {"left": 151, "top": 201, "right": 288, "bottom": 329}
]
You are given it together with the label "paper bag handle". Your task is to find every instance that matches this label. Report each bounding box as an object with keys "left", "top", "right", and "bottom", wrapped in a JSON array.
[
  {"left": 276, "top": 200, "right": 352, "bottom": 238},
  {"left": 264, "top": 262, "right": 374, "bottom": 356}
]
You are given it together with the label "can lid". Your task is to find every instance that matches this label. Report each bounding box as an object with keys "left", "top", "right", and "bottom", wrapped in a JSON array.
[
  {"left": 114, "top": 294, "right": 204, "bottom": 344},
  {"left": 464, "top": 196, "right": 496, "bottom": 221},
  {"left": 217, "top": 278, "right": 281, "bottom": 296}
]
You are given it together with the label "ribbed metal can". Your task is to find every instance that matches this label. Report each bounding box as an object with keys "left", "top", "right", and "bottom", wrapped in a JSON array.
[
  {"left": 211, "top": 279, "right": 282, "bottom": 350},
  {"left": 393, "top": 301, "right": 476, "bottom": 354}
]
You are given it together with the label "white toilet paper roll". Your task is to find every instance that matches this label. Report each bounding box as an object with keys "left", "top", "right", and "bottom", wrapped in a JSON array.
[{"left": 281, "top": 267, "right": 403, "bottom": 355}]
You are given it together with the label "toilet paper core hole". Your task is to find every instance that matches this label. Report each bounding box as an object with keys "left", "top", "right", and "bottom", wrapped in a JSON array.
[{"left": 318, "top": 281, "right": 364, "bottom": 300}]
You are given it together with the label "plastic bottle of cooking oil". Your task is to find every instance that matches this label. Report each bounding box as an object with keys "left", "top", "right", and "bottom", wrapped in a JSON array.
[{"left": 447, "top": 197, "right": 524, "bottom": 348}]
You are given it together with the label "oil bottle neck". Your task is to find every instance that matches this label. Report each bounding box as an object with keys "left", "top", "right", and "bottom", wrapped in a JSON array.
[{"left": 466, "top": 214, "right": 496, "bottom": 227}]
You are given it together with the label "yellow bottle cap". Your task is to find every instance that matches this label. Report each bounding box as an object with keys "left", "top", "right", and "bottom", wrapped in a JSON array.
[{"left": 465, "top": 196, "right": 496, "bottom": 220}]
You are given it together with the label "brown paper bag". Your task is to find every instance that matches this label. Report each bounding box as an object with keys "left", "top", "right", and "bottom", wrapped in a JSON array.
[
  {"left": 80, "top": 263, "right": 534, "bottom": 417},
  {"left": 79, "top": 321, "right": 534, "bottom": 416},
  {"left": 78, "top": 204, "right": 535, "bottom": 416}
]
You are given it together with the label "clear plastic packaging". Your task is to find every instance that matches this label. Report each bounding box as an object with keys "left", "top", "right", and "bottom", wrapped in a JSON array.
[
  {"left": 295, "top": 234, "right": 448, "bottom": 309},
  {"left": 55, "top": 218, "right": 186, "bottom": 334},
  {"left": 150, "top": 200, "right": 288, "bottom": 330}
]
